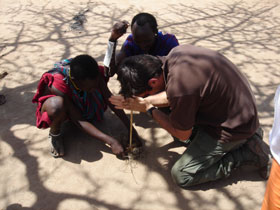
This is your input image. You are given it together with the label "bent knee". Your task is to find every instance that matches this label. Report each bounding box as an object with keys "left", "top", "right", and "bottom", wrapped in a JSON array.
[
  {"left": 171, "top": 163, "right": 194, "bottom": 188},
  {"left": 43, "top": 96, "right": 66, "bottom": 117}
]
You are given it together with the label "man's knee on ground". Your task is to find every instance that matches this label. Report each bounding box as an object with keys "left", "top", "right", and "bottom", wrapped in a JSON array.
[
  {"left": 44, "top": 96, "right": 66, "bottom": 119},
  {"left": 171, "top": 162, "right": 194, "bottom": 188}
]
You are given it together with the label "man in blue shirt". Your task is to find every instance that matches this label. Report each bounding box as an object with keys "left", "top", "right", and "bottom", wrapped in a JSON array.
[{"left": 104, "top": 12, "right": 179, "bottom": 77}]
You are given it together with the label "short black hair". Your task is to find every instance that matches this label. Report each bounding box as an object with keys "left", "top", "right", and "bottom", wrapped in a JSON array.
[
  {"left": 70, "top": 55, "right": 99, "bottom": 80},
  {"left": 131, "top": 13, "right": 158, "bottom": 33},
  {"left": 118, "top": 55, "right": 163, "bottom": 98}
]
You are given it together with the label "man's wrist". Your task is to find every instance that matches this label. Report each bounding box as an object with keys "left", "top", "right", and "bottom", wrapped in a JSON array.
[
  {"left": 109, "top": 38, "right": 117, "bottom": 42},
  {"left": 146, "top": 106, "right": 157, "bottom": 118}
]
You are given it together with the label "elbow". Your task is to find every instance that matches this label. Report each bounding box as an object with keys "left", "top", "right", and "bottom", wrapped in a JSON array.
[
  {"left": 172, "top": 129, "right": 192, "bottom": 141},
  {"left": 177, "top": 135, "right": 191, "bottom": 141}
]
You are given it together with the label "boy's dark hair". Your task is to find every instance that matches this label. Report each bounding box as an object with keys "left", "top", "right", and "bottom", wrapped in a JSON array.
[
  {"left": 70, "top": 54, "right": 99, "bottom": 80},
  {"left": 118, "top": 55, "right": 163, "bottom": 97},
  {"left": 131, "top": 13, "right": 158, "bottom": 33}
]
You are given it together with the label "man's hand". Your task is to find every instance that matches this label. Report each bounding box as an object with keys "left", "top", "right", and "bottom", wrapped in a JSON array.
[
  {"left": 109, "top": 21, "right": 129, "bottom": 42},
  {"left": 110, "top": 139, "right": 124, "bottom": 155},
  {"left": 109, "top": 95, "right": 153, "bottom": 112}
]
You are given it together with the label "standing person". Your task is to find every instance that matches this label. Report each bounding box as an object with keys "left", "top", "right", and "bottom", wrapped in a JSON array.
[
  {"left": 262, "top": 86, "right": 280, "bottom": 210},
  {"left": 32, "top": 55, "right": 141, "bottom": 158},
  {"left": 109, "top": 44, "right": 271, "bottom": 188},
  {"left": 103, "top": 12, "right": 179, "bottom": 77}
]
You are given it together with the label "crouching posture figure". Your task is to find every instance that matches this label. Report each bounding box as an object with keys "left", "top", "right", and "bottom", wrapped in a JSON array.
[
  {"left": 32, "top": 55, "right": 141, "bottom": 158},
  {"left": 110, "top": 45, "right": 271, "bottom": 187}
]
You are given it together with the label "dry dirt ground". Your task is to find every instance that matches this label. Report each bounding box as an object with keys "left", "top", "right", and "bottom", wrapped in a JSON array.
[{"left": 1, "top": 0, "right": 280, "bottom": 210}]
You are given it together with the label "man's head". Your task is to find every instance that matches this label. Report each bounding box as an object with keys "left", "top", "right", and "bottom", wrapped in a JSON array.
[
  {"left": 70, "top": 54, "right": 100, "bottom": 92},
  {"left": 131, "top": 13, "right": 158, "bottom": 53},
  {"left": 117, "top": 54, "right": 165, "bottom": 98}
]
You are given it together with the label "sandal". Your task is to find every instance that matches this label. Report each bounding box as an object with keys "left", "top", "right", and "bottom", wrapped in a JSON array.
[{"left": 49, "top": 133, "right": 65, "bottom": 158}]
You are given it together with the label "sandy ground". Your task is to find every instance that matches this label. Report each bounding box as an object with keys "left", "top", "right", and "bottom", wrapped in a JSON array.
[{"left": 1, "top": 0, "right": 280, "bottom": 209}]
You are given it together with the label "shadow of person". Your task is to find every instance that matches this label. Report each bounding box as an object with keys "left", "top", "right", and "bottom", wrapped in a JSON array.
[
  {"left": 129, "top": 112, "right": 162, "bottom": 129},
  {"left": 135, "top": 139, "right": 185, "bottom": 189},
  {"left": 6, "top": 203, "right": 35, "bottom": 210},
  {"left": 60, "top": 121, "right": 112, "bottom": 164}
]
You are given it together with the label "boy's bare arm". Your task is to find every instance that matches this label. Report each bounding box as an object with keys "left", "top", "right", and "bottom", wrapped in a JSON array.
[
  {"left": 105, "top": 48, "right": 127, "bottom": 77},
  {"left": 104, "top": 21, "right": 128, "bottom": 77},
  {"left": 50, "top": 86, "right": 124, "bottom": 155},
  {"left": 100, "top": 79, "right": 141, "bottom": 145}
]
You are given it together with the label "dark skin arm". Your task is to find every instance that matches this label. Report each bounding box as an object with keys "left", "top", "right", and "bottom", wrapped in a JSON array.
[
  {"left": 99, "top": 78, "right": 142, "bottom": 147},
  {"left": 105, "top": 21, "right": 129, "bottom": 77},
  {"left": 50, "top": 85, "right": 124, "bottom": 155}
]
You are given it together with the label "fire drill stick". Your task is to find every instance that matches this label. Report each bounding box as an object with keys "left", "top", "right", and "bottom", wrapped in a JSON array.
[{"left": 129, "top": 110, "right": 133, "bottom": 148}]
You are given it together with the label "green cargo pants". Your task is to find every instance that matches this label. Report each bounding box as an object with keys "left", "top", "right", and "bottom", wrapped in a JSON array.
[{"left": 171, "top": 127, "right": 258, "bottom": 188}]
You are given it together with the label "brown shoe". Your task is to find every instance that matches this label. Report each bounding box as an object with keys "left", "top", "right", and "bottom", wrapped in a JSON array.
[{"left": 246, "top": 128, "right": 272, "bottom": 179}]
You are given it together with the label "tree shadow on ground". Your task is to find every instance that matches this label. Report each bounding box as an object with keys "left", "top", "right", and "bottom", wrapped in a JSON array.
[
  {"left": 59, "top": 121, "right": 112, "bottom": 164},
  {"left": 1, "top": 0, "right": 279, "bottom": 210}
]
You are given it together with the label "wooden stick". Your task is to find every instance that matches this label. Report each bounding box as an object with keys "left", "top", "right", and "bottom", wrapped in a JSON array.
[{"left": 129, "top": 110, "right": 133, "bottom": 148}]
